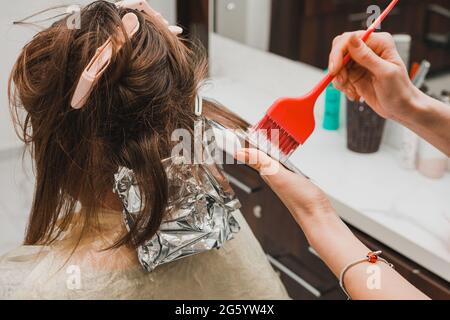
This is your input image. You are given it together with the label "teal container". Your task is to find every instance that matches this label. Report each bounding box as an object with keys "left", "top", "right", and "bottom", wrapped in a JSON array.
[{"left": 323, "top": 80, "right": 341, "bottom": 131}]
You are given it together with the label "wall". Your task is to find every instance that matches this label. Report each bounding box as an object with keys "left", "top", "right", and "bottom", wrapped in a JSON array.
[
  {"left": 246, "top": 0, "right": 271, "bottom": 51},
  {"left": 151, "top": 0, "right": 176, "bottom": 25},
  {"left": 215, "top": 0, "right": 271, "bottom": 51}
]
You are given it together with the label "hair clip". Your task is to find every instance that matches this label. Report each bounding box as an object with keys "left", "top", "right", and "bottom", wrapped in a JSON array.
[
  {"left": 71, "top": 1, "right": 183, "bottom": 109},
  {"left": 195, "top": 94, "right": 203, "bottom": 117},
  {"left": 116, "top": 0, "right": 183, "bottom": 35},
  {"left": 71, "top": 13, "right": 140, "bottom": 109}
]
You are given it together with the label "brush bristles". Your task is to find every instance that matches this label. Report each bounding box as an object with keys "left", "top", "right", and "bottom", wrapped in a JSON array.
[{"left": 251, "top": 116, "right": 300, "bottom": 157}]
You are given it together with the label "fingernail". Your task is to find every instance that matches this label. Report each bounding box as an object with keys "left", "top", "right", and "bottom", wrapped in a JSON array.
[
  {"left": 350, "top": 36, "right": 362, "bottom": 48},
  {"left": 169, "top": 26, "right": 183, "bottom": 35},
  {"left": 346, "top": 92, "right": 355, "bottom": 101}
]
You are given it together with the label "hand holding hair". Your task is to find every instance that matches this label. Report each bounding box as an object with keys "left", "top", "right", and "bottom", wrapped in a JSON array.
[
  {"left": 235, "top": 148, "right": 334, "bottom": 224},
  {"left": 236, "top": 148, "right": 429, "bottom": 300}
]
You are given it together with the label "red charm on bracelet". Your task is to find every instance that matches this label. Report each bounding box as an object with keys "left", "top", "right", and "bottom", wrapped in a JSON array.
[
  {"left": 367, "top": 252, "right": 379, "bottom": 264},
  {"left": 340, "top": 250, "right": 394, "bottom": 299}
]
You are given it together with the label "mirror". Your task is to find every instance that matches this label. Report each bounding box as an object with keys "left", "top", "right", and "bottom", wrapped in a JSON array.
[{"left": 213, "top": 0, "right": 450, "bottom": 75}]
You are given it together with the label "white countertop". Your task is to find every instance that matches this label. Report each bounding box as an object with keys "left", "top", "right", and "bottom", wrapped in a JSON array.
[{"left": 206, "top": 34, "right": 450, "bottom": 282}]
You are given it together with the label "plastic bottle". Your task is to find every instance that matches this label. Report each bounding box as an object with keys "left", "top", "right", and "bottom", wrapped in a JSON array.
[
  {"left": 417, "top": 139, "right": 448, "bottom": 179},
  {"left": 402, "top": 61, "right": 430, "bottom": 169},
  {"left": 322, "top": 79, "right": 341, "bottom": 131}
]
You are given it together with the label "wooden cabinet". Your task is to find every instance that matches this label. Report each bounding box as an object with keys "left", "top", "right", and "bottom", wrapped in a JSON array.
[
  {"left": 222, "top": 162, "right": 450, "bottom": 300},
  {"left": 270, "top": 0, "right": 450, "bottom": 74}
]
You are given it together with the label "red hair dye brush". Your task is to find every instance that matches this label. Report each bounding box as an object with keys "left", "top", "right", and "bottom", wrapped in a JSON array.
[{"left": 251, "top": 0, "right": 399, "bottom": 161}]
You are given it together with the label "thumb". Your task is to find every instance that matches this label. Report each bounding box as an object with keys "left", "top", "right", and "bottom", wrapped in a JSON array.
[
  {"left": 347, "top": 34, "right": 388, "bottom": 74},
  {"left": 235, "top": 148, "right": 298, "bottom": 186}
]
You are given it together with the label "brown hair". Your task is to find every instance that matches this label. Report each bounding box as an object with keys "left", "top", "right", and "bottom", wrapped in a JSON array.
[{"left": 8, "top": 1, "right": 247, "bottom": 249}]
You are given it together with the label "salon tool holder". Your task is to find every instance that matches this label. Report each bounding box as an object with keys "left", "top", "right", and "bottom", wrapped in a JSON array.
[{"left": 346, "top": 99, "right": 386, "bottom": 154}]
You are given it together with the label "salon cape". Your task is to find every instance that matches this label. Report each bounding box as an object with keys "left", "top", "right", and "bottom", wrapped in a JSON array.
[{"left": 0, "top": 210, "right": 288, "bottom": 300}]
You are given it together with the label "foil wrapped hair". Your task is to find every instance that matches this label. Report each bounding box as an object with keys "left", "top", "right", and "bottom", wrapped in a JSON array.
[{"left": 113, "top": 119, "right": 241, "bottom": 272}]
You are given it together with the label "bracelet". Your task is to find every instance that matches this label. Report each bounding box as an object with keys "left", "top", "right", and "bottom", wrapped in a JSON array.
[{"left": 339, "top": 251, "right": 394, "bottom": 300}]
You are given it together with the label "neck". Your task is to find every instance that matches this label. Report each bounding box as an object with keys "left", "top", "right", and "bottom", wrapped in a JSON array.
[{"left": 101, "top": 191, "right": 124, "bottom": 212}]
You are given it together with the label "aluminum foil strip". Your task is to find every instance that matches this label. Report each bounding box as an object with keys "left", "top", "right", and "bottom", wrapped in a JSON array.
[
  {"left": 113, "top": 129, "right": 241, "bottom": 272},
  {"left": 208, "top": 118, "right": 310, "bottom": 178}
]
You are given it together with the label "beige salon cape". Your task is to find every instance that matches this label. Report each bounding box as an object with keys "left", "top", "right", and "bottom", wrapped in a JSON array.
[{"left": 0, "top": 210, "right": 289, "bottom": 300}]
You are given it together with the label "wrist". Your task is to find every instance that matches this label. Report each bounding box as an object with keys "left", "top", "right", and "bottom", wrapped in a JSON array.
[{"left": 394, "top": 85, "right": 428, "bottom": 125}]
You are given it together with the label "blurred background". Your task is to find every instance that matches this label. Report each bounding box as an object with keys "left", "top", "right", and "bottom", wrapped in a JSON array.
[{"left": 0, "top": 0, "right": 449, "bottom": 300}]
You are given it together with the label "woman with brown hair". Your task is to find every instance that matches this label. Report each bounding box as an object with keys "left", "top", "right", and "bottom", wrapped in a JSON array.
[{"left": 0, "top": 0, "right": 288, "bottom": 299}]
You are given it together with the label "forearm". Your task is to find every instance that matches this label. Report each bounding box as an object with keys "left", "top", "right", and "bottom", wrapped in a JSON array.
[
  {"left": 396, "top": 88, "right": 450, "bottom": 157},
  {"left": 296, "top": 210, "right": 429, "bottom": 300},
  {"left": 239, "top": 147, "right": 430, "bottom": 299}
]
